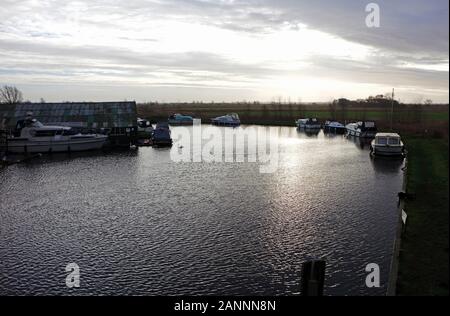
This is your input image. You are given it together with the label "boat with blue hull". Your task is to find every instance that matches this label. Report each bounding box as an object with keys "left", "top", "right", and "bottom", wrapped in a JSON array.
[
  {"left": 211, "top": 113, "right": 240, "bottom": 127},
  {"left": 168, "top": 114, "right": 194, "bottom": 125},
  {"left": 152, "top": 122, "right": 173, "bottom": 146}
]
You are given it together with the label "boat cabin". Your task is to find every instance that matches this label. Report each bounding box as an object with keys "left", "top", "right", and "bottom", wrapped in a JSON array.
[{"left": 373, "top": 133, "right": 402, "bottom": 145}]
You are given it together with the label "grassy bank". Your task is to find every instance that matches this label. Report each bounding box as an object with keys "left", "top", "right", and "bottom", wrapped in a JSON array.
[
  {"left": 137, "top": 102, "right": 449, "bottom": 137},
  {"left": 397, "top": 138, "right": 449, "bottom": 295}
]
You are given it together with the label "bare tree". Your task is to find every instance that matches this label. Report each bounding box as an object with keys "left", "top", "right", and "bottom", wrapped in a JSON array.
[{"left": 0, "top": 85, "right": 23, "bottom": 104}]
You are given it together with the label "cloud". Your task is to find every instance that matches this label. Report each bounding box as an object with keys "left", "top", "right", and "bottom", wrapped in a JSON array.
[
  {"left": 254, "top": 0, "right": 449, "bottom": 56},
  {"left": 0, "top": 0, "right": 448, "bottom": 102}
]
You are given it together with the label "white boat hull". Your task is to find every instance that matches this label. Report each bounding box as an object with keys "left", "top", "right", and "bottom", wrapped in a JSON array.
[
  {"left": 371, "top": 145, "right": 404, "bottom": 156},
  {"left": 3, "top": 137, "right": 107, "bottom": 153},
  {"left": 297, "top": 124, "right": 321, "bottom": 129},
  {"left": 346, "top": 122, "right": 377, "bottom": 138},
  {"left": 371, "top": 141, "right": 404, "bottom": 156}
]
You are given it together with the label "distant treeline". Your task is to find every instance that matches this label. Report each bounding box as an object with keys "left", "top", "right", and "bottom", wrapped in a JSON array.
[{"left": 137, "top": 98, "right": 449, "bottom": 139}]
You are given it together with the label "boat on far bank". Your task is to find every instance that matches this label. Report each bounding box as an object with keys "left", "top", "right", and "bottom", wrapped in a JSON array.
[
  {"left": 323, "top": 121, "right": 346, "bottom": 134},
  {"left": 346, "top": 121, "right": 377, "bottom": 138},
  {"left": 168, "top": 114, "right": 195, "bottom": 125},
  {"left": 295, "top": 118, "right": 321, "bottom": 130},
  {"left": 370, "top": 133, "right": 405, "bottom": 157},
  {"left": 211, "top": 113, "right": 240, "bottom": 127}
]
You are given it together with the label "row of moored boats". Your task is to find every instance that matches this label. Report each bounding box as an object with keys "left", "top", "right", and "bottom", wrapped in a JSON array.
[
  {"left": 295, "top": 118, "right": 405, "bottom": 157},
  {"left": 167, "top": 113, "right": 240, "bottom": 127},
  {"left": 0, "top": 112, "right": 241, "bottom": 153},
  {"left": 0, "top": 112, "right": 404, "bottom": 157},
  {"left": 136, "top": 113, "right": 241, "bottom": 146}
]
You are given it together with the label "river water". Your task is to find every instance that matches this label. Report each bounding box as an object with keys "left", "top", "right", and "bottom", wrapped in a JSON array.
[{"left": 0, "top": 125, "right": 404, "bottom": 295}]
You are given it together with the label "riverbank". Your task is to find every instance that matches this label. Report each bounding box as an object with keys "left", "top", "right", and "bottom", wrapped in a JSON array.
[
  {"left": 396, "top": 137, "right": 449, "bottom": 295},
  {"left": 137, "top": 102, "right": 449, "bottom": 137}
]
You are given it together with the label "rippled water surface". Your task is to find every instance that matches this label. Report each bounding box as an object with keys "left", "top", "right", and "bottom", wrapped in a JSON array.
[{"left": 0, "top": 125, "right": 404, "bottom": 295}]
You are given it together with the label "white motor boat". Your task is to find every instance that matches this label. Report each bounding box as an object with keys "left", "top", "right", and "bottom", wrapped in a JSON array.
[
  {"left": 137, "top": 118, "right": 153, "bottom": 132},
  {"left": 323, "top": 121, "right": 346, "bottom": 134},
  {"left": 136, "top": 118, "right": 154, "bottom": 146},
  {"left": 2, "top": 116, "right": 108, "bottom": 153},
  {"left": 295, "top": 118, "right": 321, "bottom": 130},
  {"left": 211, "top": 113, "right": 240, "bottom": 127},
  {"left": 371, "top": 133, "right": 405, "bottom": 156},
  {"left": 346, "top": 121, "right": 377, "bottom": 138}
]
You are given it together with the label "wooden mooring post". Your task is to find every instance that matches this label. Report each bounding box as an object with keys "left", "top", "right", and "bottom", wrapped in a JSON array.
[
  {"left": 0, "top": 129, "right": 8, "bottom": 160},
  {"left": 300, "top": 259, "right": 326, "bottom": 296}
]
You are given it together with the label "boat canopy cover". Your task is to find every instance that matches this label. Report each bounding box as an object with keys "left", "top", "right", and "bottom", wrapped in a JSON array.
[
  {"left": 153, "top": 128, "right": 171, "bottom": 139},
  {"left": 156, "top": 122, "right": 170, "bottom": 129},
  {"left": 170, "top": 114, "right": 194, "bottom": 121},
  {"left": 326, "top": 121, "right": 344, "bottom": 127},
  {"left": 213, "top": 113, "right": 240, "bottom": 122}
]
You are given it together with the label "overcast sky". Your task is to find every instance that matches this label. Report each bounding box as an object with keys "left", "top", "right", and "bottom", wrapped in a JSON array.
[{"left": 0, "top": 0, "right": 448, "bottom": 103}]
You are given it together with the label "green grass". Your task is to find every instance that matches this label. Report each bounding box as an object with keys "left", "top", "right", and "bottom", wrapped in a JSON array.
[
  {"left": 397, "top": 138, "right": 449, "bottom": 295},
  {"left": 138, "top": 104, "right": 448, "bottom": 124}
]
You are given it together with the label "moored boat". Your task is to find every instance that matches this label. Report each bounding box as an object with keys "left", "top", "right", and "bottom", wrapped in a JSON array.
[
  {"left": 137, "top": 118, "right": 153, "bottom": 139},
  {"left": 168, "top": 113, "right": 194, "bottom": 125},
  {"left": 346, "top": 121, "right": 377, "bottom": 138},
  {"left": 1, "top": 115, "right": 107, "bottom": 153},
  {"left": 370, "top": 133, "right": 405, "bottom": 156},
  {"left": 323, "top": 121, "right": 346, "bottom": 134},
  {"left": 137, "top": 118, "right": 153, "bottom": 131},
  {"left": 151, "top": 122, "right": 172, "bottom": 146},
  {"left": 295, "top": 118, "right": 321, "bottom": 130},
  {"left": 211, "top": 113, "right": 240, "bottom": 127}
]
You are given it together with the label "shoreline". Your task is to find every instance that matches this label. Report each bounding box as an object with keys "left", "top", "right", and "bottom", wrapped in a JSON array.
[
  {"left": 395, "top": 138, "right": 449, "bottom": 295},
  {"left": 386, "top": 157, "right": 408, "bottom": 296}
]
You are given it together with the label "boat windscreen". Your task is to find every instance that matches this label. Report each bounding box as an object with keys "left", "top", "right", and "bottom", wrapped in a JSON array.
[
  {"left": 62, "top": 129, "right": 78, "bottom": 136},
  {"left": 388, "top": 138, "right": 400, "bottom": 145}
]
